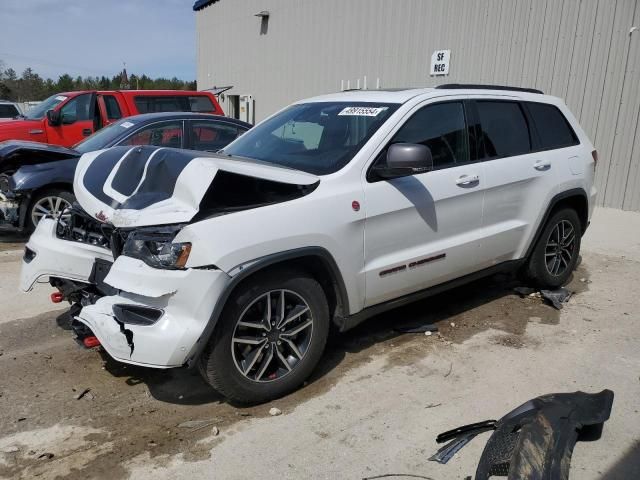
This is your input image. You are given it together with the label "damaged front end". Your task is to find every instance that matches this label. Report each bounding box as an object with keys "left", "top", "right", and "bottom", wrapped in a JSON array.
[{"left": 22, "top": 145, "right": 320, "bottom": 368}]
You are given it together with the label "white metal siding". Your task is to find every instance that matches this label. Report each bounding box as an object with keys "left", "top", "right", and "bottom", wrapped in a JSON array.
[{"left": 197, "top": 0, "right": 640, "bottom": 210}]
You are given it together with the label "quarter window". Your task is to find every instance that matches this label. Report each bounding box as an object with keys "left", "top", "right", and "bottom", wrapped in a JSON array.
[
  {"left": 476, "top": 101, "right": 531, "bottom": 158},
  {"left": 391, "top": 102, "right": 469, "bottom": 168},
  {"left": 526, "top": 102, "right": 579, "bottom": 150}
]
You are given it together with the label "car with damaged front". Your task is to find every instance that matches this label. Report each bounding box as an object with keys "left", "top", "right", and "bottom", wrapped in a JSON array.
[
  {"left": 0, "top": 113, "right": 251, "bottom": 231},
  {"left": 20, "top": 85, "right": 597, "bottom": 403}
]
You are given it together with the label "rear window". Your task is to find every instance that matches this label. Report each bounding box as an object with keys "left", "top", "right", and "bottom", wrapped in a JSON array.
[
  {"left": 476, "top": 101, "right": 531, "bottom": 159},
  {"left": 134, "top": 95, "right": 215, "bottom": 114},
  {"left": 526, "top": 102, "right": 579, "bottom": 150},
  {"left": 0, "top": 104, "right": 19, "bottom": 118}
]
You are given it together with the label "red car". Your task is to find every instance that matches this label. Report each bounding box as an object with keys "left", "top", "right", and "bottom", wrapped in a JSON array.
[{"left": 0, "top": 90, "right": 224, "bottom": 162}]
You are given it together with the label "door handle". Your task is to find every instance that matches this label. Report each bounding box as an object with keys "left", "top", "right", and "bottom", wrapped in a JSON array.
[
  {"left": 534, "top": 160, "right": 551, "bottom": 171},
  {"left": 82, "top": 128, "right": 92, "bottom": 137},
  {"left": 455, "top": 174, "right": 480, "bottom": 186}
]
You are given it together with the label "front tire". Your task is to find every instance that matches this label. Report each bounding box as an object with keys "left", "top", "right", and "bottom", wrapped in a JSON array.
[
  {"left": 199, "top": 268, "right": 330, "bottom": 404},
  {"left": 27, "top": 189, "right": 74, "bottom": 233},
  {"left": 525, "top": 208, "right": 582, "bottom": 288}
]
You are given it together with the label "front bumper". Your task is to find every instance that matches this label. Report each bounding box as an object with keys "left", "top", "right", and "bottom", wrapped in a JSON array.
[
  {"left": 77, "top": 255, "right": 231, "bottom": 368},
  {"left": 20, "top": 218, "right": 113, "bottom": 291}
]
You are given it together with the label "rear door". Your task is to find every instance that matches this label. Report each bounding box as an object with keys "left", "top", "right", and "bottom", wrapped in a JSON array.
[
  {"left": 362, "top": 99, "right": 487, "bottom": 307},
  {"left": 474, "top": 99, "right": 574, "bottom": 266},
  {"left": 45, "top": 93, "right": 97, "bottom": 146},
  {"left": 186, "top": 120, "right": 248, "bottom": 152}
]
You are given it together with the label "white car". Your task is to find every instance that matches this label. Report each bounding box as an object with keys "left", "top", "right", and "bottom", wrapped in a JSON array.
[
  {"left": 0, "top": 100, "right": 22, "bottom": 119},
  {"left": 20, "top": 85, "right": 597, "bottom": 403}
]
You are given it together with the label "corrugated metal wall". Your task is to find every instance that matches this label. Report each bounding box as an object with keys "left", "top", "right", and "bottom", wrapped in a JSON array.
[{"left": 197, "top": 0, "right": 640, "bottom": 210}]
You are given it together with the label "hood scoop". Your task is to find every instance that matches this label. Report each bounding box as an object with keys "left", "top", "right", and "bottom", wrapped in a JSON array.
[{"left": 74, "top": 146, "right": 319, "bottom": 228}]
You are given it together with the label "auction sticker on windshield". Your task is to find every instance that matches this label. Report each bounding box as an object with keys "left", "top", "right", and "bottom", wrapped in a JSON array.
[
  {"left": 120, "top": 121, "right": 135, "bottom": 128},
  {"left": 338, "top": 106, "right": 387, "bottom": 116},
  {"left": 55, "top": 96, "right": 68, "bottom": 101}
]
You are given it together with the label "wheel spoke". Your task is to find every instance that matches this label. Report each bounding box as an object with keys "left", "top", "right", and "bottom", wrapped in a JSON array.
[
  {"left": 238, "top": 320, "right": 267, "bottom": 331},
  {"left": 233, "top": 336, "right": 265, "bottom": 345},
  {"left": 278, "top": 305, "right": 309, "bottom": 329},
  {"left": 53, "top": 197, "right": 62, "bottom": 213},
  {"left": 276, "top": 290, "right": 286, "bottom": 326},
  {"left": 36, "top": 204, "right": 50, "bottom": 215},
  {"left": 242, "top": 341, "right": 267, "bottom": 374},
  {"left": 275, "top": 347, "right": 292, "bottom": 372},
  {"left": 281, "top": 318, "right": 313, "bottom": 338},
  {"left": 263, "top": 292, "right": 272, "bottom": 331},
  {"left": 282, "top": 338, "right": 303, "bottom": 360},
  {"left": 255, "top": 346, "right": 274, "bottom": 381}
]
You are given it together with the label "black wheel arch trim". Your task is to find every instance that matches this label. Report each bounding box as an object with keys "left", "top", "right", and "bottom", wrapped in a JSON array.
[
  {"left": 524, "top": 187, "right": 589, "bottom": 260},
  {"left": 185, "top": 246, "right": 349, "bottom": 368}
]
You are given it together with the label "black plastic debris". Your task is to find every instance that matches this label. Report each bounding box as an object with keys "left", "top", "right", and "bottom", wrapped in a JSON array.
[
  {"left": 430, "top": 390, "right": 614, "bottom": 479},
  {"left": 513, "top": 286, "right": 537, "bottom": 297},
  {"left": 393, "top": 322, "right": 438, "bottom": 334},
  {"left": 540, "top": 287, "right": 572, "bottom": 310}
]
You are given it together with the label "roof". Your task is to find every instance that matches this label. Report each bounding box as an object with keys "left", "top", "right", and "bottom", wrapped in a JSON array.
[
  {"left": 193, "top": 0, "right": 220, "bottom": 11},
  {"left": 299, "top": 86, "right": 558, "bottom": 105},
  {"left": 122, "top": 112, "right": 251, "bottom": 129}
]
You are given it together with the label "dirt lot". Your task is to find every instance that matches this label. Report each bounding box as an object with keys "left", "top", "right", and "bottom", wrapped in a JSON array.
[{"left": 0, "top": 208, "right": 639, "bottom": 480}]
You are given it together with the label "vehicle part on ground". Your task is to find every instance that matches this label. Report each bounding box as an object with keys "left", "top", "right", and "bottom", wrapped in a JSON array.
[
  {"left": 540, "top": 287, "right": 572, "bottom": 310},
  {"left": 29, "top": 189, "right": 74, "bottom": 231},
  {"left": 525, "top": 208, "right": 582, "bottom": 288},
  {"left": 431, "top": 390, "right": 614, "bottom": 479},
  {"left": 199, "top": 268, "right": 329, "bottom": 404}
]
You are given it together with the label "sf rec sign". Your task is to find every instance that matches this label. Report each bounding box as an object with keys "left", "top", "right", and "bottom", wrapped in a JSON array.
[{"left": 430, "top": 50, "right": 451, "bottom": 76}]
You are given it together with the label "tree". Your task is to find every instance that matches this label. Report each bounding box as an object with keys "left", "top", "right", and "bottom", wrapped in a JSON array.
[{"left": 57, "top": 74, "right": 74, "bottom": 92}]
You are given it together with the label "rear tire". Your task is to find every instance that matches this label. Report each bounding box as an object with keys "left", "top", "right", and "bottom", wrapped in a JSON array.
[
  {"left": 199, "top": 268, "right": 329, "bottom": 404},
  {"left": 27, "top": 189, "right": 75, "bottom": 233},
  {"left": 525, "top": 208, "right": 582, "bottom": 288}
]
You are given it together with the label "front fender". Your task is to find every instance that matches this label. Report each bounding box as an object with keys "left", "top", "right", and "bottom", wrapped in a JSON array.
[{"left": 11, "top": 158, "right": 78, "bottom": 193}]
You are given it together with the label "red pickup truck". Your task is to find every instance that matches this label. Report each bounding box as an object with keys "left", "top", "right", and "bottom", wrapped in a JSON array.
[{"left": 0, "top": 90, "right": 224, "bottom": 150}]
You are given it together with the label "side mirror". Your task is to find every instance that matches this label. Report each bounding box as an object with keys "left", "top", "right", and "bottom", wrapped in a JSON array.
[
  {"left": 374, "top": 143, "right": 434, "bottom": 179},
  {"left": 46, "top": 109, "right": 61, "bottom": 126}
]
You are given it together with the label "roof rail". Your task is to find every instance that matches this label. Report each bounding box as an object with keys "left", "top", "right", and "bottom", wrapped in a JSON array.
[{"left": 435, "top": 84, "right": 543, "bottom": 94}]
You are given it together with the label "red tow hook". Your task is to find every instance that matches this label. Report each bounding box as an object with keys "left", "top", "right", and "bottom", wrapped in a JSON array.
[
  {"left": 50, "top": 291, "right": 64, "bottom": 303},
  {"left": 83, "top": 336, "right": 101, "bottom": 348}
]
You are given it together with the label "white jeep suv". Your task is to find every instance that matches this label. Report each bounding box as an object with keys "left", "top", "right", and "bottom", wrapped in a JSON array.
[{"left": 21, "top": 85, "right": 597, "bottom": 403}]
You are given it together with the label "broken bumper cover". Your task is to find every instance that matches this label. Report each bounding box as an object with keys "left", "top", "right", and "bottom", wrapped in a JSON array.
[
  {"left": 20, "top": 218, "right": 113, "bottom": 292},
  {"left": 76, "top": 255, "right": 231, "bottom": 368}
]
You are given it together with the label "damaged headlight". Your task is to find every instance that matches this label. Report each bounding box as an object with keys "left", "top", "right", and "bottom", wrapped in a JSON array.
[{"left": 122, "top": 227, "right": 191, "bottom": 270}]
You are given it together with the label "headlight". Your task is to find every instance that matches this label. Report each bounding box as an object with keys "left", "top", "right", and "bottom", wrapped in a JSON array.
[{"left": 122, "top": 228, "right": 191, "bottom": 270}]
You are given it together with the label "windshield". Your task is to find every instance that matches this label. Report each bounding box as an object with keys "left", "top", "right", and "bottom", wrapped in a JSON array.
[
  {"left": 73, "top": 118, "right": 136, "bottom": 153},
  {"left": 223, "top": 102, "right": 399, "bottom": 175},
  {"left": 24, "top": 94, "right": 68, "bottom": 120}
]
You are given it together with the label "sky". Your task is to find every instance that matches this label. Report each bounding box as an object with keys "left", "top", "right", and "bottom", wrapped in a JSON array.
[{"left": 0, "top": 0, "right": 197, "bottom": 81}]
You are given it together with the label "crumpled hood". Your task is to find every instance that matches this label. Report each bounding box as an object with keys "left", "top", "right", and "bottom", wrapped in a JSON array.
[
  {"left": 0, "top": 140, "right": 79, "bottom": 167},
  {"left": 74, "top": 146, "right": 320, "bottom": 227}
]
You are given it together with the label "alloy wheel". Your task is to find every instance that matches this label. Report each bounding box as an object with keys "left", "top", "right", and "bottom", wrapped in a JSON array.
[
  {"left": 544, "top": 220, "right": 576, "bottom": 277},
  {"left": 31, "top": 196, "right": 72, "bottom": 227},
  {"left": 231, "top": 289, "right": 314, "bottom": 383}
]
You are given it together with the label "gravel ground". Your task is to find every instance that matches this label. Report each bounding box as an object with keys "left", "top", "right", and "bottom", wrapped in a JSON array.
[{"left": 0, "top": 208, "right": 639, "bottom": 480}]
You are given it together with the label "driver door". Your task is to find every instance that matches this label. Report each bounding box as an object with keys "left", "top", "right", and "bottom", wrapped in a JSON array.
[
  {"left": 362, "top": 100, "right": 487, "bottom": 307},
  {"left": 45, "top": 93, "right": 97, "bottom": 147}
]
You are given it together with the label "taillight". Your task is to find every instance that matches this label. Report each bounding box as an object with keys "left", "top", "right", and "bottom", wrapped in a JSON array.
[{"left": 591, "top": 150, "right": 598, "bottom": 170}]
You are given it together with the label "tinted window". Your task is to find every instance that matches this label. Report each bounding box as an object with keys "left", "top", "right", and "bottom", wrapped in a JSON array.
[
  {"left": 119, "top": 121, "right": 183, "bottom": 148},
  {"left": 477, "top": 101, "right": 531, "bottom": 158},
  {"left": 0, "top": 104, "right": 19, "bottom": 118},
  {"left": 189, "top": 96, "right": 215, "bottom": 113},
  {"left": 103, "top": 95, "right": 122, "bottom": 120},
  {"left": 60, "top": 93, "right": 92, "bottom": 123},
  {"left": 391, "top": 102, "right": 469, "bottom": 168},
  {"left": 189, "top": 121, "right": 245, "bottom": 151},
  {"left": 526, "top": 102, "right": 579, "bottom": 150},
  {"left": 134, "top": 95, "right": 215, "bottom": 114},
  {"left": 223, "top": 102, "right": 399, "bottom": 175}
]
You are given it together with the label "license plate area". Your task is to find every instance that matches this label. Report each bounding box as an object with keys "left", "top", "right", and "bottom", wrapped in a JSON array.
[{"left": 89, "top": 258, "right": 117, "bottom": 296}]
